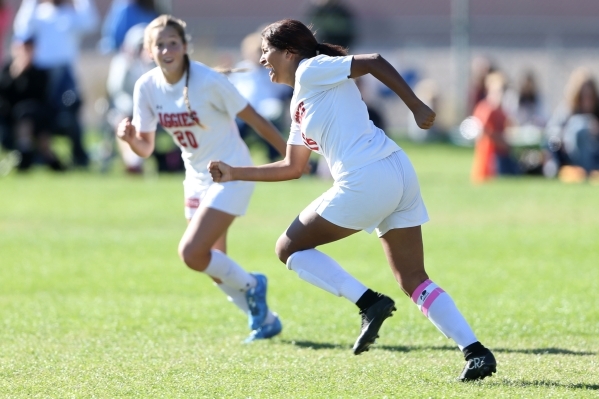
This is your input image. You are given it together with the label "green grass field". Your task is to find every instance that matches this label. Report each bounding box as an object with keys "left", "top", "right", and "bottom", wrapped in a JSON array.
[{"left": 1, "top": 142, "right": 598, "bottom": 398}]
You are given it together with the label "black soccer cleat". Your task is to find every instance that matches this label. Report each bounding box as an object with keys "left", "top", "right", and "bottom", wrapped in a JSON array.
[
  {"left": 352, "top": 295, "right": 396, "bottom": 355},
  {"left": 458, "top": 348, "right": 497, "bottom": 381}
]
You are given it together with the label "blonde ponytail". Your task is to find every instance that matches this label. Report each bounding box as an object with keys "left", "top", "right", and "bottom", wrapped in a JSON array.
[{"left": 183, "top": 54, "right": 206, "bottom": 129}]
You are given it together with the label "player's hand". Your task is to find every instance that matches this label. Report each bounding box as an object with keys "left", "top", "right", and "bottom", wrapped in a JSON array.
[
  {"left": 208, "top": 160, "right": 233, "bottom": 183},
  {"left": 413, "top": 103, "right": 436, "bottom": 130},
  {"left": 116, "top": 118, "right": 136, "bottom": 143}
]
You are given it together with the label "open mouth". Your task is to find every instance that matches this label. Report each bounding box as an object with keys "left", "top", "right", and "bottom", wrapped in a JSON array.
[{"left": 264, "top": 65, "right": 275, "bottom": 79}]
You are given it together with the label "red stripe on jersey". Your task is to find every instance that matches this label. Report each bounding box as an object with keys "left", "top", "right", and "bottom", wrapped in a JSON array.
[
  {"left": 301, "top": 132, "right": 319, "bottom": 151},
  {"left": 294, "top": 101, "right": 306, "bottom": 124},
  {"left": 185, "top": 198, "right": 200, "bottom": 209}
]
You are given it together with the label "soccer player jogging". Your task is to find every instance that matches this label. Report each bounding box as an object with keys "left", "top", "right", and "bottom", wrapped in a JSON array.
[
  {"left": 209, "top": 19, "right": 497, "bottom": 381},
  {"left": 116, "top": 15, "right": 287, "bottom": 342}
]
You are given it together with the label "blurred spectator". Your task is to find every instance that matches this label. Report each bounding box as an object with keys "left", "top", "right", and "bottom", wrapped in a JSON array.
[
  {"left": 471, "top": 72, "right": 520, "bottom": 183},
  {"left": 407, "top": 78, "right": 442, "bottom": 142},
  {"left": 0, "top": 1, "right": 11, "bottom": 62},
  {"left": 0, "top": 37, "right": 63, "bottom": 171},
  {"left": 228, "top": 31, "right": 292, "bottom": 162},
  {"left": 468, "top": 56, "right": 495, "bottom": 115},
  {"left": 98, "top": 0, "right": 157, "bottom": 54},
  {"left": 545, "top": 68, "right": 599, "bottom": 181},
  {"left": 500, "top": 70, "right": 546, "bottom": 175},
  {"left": 305, "top": 0, "right": 356, "bottom": 49},
  {"left": 504, "top": 70, "right": 547, "bottom": 128},
  {"left": 13, "top": 0, "right": 99, "bottom": 168},
  {"left": 104, "top": 23, "right": 153, "bottom": 173}
]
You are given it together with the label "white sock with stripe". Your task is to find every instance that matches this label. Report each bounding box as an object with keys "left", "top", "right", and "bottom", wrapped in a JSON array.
[
  {"left": 286, "top": 249, "right": 368, "bottom": 303},
  {"left": 411, "top": 279, "right": 478, "bottom": 350},
  {"left": 204, "top": 249, "right": 256, "bottom": 292}
]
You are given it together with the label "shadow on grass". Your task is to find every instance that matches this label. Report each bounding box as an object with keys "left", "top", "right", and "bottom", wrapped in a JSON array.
[
  {"left": 283, "top": 341, "right": 595, "bottom": 357},
  {"left": 282, "top": 341, "right": 457, "bottom": 353},
  {"left": 492, "top": 347, "right": 596, "bottom": 356},
  {"left": 490, "top": 379, "right": 599, "bottom": 390},
  {"left": 282, "top": 340, "right": 347, "bottom": 350}
]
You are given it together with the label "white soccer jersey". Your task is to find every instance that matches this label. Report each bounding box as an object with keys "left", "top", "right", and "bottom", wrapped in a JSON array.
[
  {"left": 288, "top": 55, "right": 400, "bottom": 180},
  {"left": 132, "top": 61, "right": 251, "bottom": 186}
]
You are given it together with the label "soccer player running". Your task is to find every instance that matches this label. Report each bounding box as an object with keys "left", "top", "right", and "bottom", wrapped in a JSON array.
[
  {"left": 209, "top": 19, "right": 497, "bottom": 381},
  {"left": 116, "top": 15, "right": 287, "bottom": 342}
]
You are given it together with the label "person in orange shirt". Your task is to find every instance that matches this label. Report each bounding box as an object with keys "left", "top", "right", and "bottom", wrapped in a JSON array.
[{"left": 471, "top": 72, "right": 520, "bottom": 182}]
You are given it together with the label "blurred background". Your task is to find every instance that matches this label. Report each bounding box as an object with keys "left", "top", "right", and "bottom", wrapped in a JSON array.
[{"left": 1, "top": 0, "right": 599, "bottom": 181}]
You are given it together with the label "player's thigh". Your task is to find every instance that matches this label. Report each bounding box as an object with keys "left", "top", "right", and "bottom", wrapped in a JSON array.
[
  {"left": 181, "top": 182, "right": 251, "bottom": 254},
  {"left": 181, "top": 206, "right": 236, "bottom": 254},
  {"left": 375, "top": 150, "right": 429, "bottom": 237},
  {"left": 276, "top": 209, "right": 359, "bottom": 262}
]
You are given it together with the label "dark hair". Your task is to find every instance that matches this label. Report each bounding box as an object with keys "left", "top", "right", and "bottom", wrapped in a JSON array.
[
  {"left": 136, "top": 0, "right": 156, "bottom": 12},
  {"left": 573, "top": 79, "right": 599, "bottom": 117},
  {"left": 145, "top": 15, "right": 205, "bottom": 129},
  {"left": 261, "top": 19, "right": 347, "bottom": 59}
]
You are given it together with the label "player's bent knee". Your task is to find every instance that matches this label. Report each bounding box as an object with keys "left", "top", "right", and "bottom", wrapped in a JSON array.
[
  {"left": 274, "top": 234, "right": 292, "bottom": 264},
  {"left": 178, "top": 240, "right": 210, "bottom": 271}
]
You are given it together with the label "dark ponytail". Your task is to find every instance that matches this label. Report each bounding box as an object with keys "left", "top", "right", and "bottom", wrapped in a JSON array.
[
  {"left": 314, "top": 42, "right": 347, "bottom": 57},
  {"left": 262, "top": 19, "right": 347, "bottom": 59}
]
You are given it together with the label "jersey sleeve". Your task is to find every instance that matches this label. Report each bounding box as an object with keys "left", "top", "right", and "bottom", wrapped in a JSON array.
[
  {"left": 287, "top": 121, "right": 304, "bottom": 146},
  {"left": 297, "top": 55, "right": 353, "bottom": 89},
  {"left": 209, "top": 72, "right": 249, "bottom": 118},
  {"left": 131, "top": 77, "right": 157, "bottom": 133}
]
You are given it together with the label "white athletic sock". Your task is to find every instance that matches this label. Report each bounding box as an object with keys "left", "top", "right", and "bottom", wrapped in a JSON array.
[
  {"left": 216, "top": 283, "right": 250, "bottom": 313},
  {"left": 286, "top": 249, "right": 368, "bottom": 303},
  {"left": 216, "top": 283, "right": 276, "bottom": 326},
  {"left": 411, "top": 279, "right": 478, "bottom": 350},
  {"left": 204, "top": 250, "right": 256, "bottom": 292}
]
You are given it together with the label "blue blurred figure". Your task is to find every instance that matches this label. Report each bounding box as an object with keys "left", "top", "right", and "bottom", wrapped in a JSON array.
[
  {"left": 98, "top": 0, "right": 157, "bottom": 54},
  {"left": 544, "top": 67, "right": 599, "bottom": 179}
]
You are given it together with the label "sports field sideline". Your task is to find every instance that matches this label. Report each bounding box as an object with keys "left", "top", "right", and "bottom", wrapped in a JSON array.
[{"left": 0, "top": 142, "right": 597, "bottom": 398}]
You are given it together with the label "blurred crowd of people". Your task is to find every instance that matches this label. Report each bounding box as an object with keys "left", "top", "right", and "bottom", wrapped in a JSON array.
[
  {"left": 468, "top": 57, "right": 599, "bottom": 184},
  {"left": 0, "top": 0, "right": 175, "bottom": 174},
  {"left": 0, "top": 0, "right": 99, "bottom": 172},
  {"left": 0, "top": 0, "right": 597, "bottom": 184}
]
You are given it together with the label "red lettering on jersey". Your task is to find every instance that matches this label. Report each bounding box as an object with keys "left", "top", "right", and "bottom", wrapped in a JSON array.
[
  {"left": 158, "top": 112, "right": 200, "bottom": 128},
  {"left": 180, "top": 113, "right": 190, "bottom": 126},
  {"left": 301, "top": 132, "right": 319, "bottom": 151},
  {"left": 190, "top": 111, "right": 200, "bottom": 126},
  {"left": 294, "top": 101, "right": 306, "bottom": 124},
  {"left": 158, "top": 113, "right": 169, "bottom": 128}
]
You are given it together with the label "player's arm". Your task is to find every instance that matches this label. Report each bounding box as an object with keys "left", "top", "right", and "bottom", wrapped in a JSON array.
[
  {"left": 116, "top": 118, "right": 155, "bottom": 158},
  {"left": 209, "top": 144, "right": 311, "bottom": 183},
  {"left": 350, "top": 53, "right": 435, "bottom": 130},
  {"left": 236, "top": 104, "right": 287, "bottom": 158}
]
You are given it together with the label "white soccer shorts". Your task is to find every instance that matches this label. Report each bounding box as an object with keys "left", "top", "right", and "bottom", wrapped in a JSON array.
[
  {"left": 183, "top": 179, "right": 255, "bottom": 220},
  {"left": 307, "top": 150, "right": 429, "bottom": 237}
]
